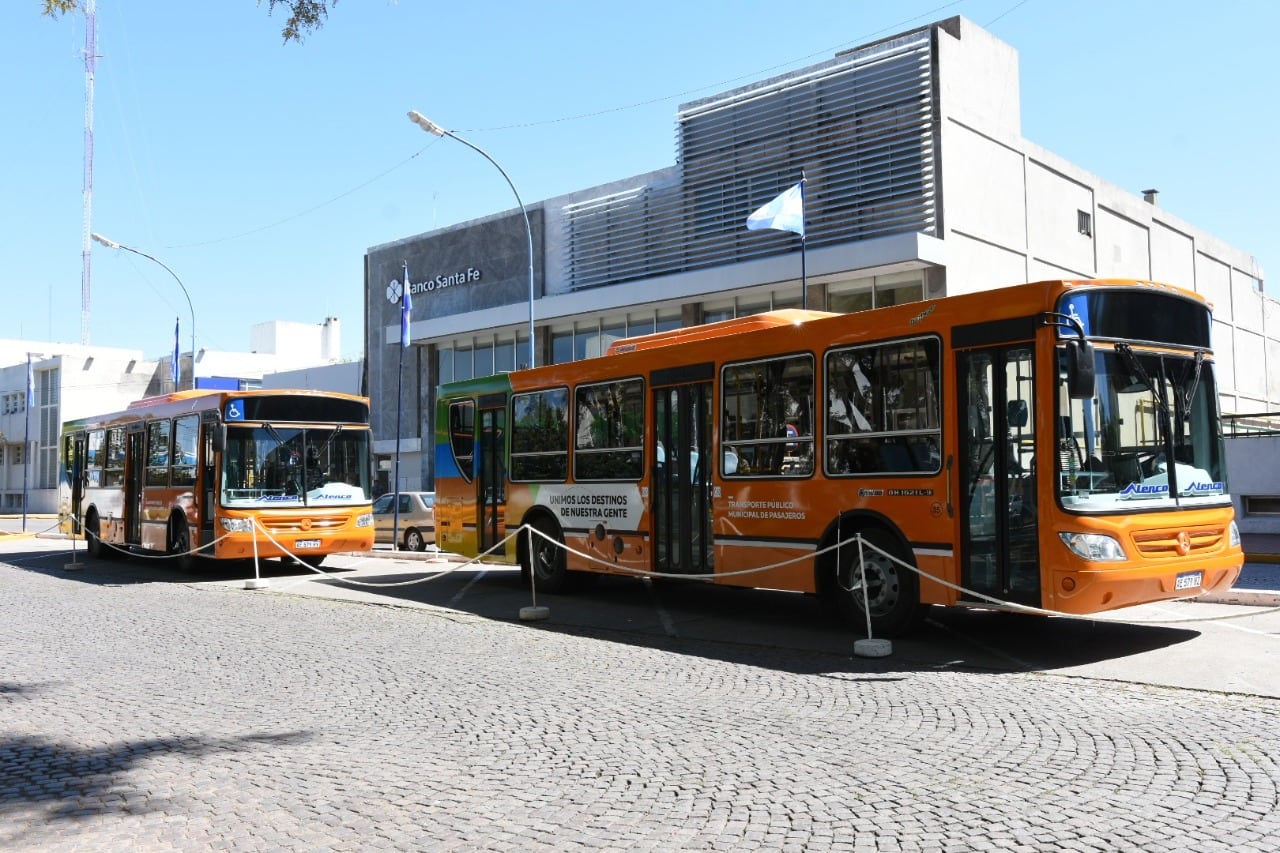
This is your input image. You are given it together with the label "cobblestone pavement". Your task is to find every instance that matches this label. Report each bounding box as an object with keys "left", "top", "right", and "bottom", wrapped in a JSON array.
[{"left": 2, "top": 550, "right": 1279, "bottom": 852}]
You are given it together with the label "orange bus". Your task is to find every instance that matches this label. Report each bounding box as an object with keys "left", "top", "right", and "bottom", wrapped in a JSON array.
[
  {"left": 61, "top": 389, "right": 374, "bottom": 568},
  {"left": 433, "top": 279, "right": 1243, "bottom": 634}
]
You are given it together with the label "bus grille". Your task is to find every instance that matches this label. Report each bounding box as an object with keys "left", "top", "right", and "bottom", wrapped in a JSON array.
[
  {"left": 258, "top": 515, "right": 349, "bottom": 533},
  {"left": 1131, "top": 527, "right": 1224, "bottom": 558}
]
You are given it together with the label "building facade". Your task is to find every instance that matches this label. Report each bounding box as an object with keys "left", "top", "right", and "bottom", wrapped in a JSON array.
[
  {"left": 365, "top": 16, "right": 1271, "bottom": 497},
  {"left": 0, "top": 316, "right": 347, "bottom": 514}
]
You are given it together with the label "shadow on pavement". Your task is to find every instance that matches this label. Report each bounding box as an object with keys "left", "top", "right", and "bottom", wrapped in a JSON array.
[
  {"left": 0, "top": 725, "right": 311, "bottom": 847},
  {"left": 2, "top": 546, "right": 1202, "bottom": 679},
  {"left": 0, "top": 546, "right": 360, "bottom": 588},
  {"left": 316, "top": 562, "right": 1203, "bottom": 677}
]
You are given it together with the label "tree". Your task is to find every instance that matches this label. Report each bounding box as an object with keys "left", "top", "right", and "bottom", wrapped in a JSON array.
[{"left": 41, "top": 0, "right": 336, "bottom": 44}]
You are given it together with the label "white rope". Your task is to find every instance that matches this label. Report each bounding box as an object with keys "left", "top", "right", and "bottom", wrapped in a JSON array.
[
  {"left": 522, "top": 523, "right": 1279, "bottom": 627},
  {"left": 251, "top": 520, "right": 524, "bottom": 591},
  {"left": 87, "top": 529, "right": 233, "bottom": 560},
  {"left": 46, "top": 512, "right": 1278, "bottom": 628}
]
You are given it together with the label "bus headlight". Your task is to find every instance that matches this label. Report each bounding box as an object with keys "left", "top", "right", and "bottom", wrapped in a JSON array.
[
  {"left": 220, "top": 517, "right": 255, "bottom": 533},
  {"left": 1059, "top": 531, "right": 1127, "bottom": 562},
  {"left": 1229, "top": 520, "right": 1241, "bottom": 548},
  {"left": 355, "top": 512, "right": 374, "bottom": 528}
]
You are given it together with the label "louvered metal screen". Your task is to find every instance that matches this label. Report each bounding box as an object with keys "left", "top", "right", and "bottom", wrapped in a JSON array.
[{"left": 564, "top": 29, "right": 937, "bottom": 291}]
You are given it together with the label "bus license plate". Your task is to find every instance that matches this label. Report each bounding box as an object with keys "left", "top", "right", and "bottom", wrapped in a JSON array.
[
  {"left": 1175, "top": 571, "right": 1203, "bottom": 590},
  {"left": 295, "top": 539, "right": 321, "bottom": 549}
]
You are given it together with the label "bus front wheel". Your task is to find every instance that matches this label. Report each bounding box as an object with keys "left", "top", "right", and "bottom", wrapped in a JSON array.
[
  {"left": 168, "top": 517, "right": 195, "bottom": 573},
  {"left": 835, "top": 528, "right": 919, "bottom": 637},
  {"left": 524, "top": 518, "right": 570, "bottom": 593},
  {"left": 85, "top": 511, "right": 111, "bottom": 560}
]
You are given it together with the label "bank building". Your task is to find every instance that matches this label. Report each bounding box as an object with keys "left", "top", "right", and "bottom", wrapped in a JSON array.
[{"left": 364, "top": 15, "right": 1270, "bottom": 497}]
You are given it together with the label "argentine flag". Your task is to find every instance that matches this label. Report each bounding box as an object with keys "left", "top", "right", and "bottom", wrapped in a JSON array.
[
  {"left": 746, "top": 182, "right": 805, "bottom": 237},
  {"left": 401, "top": 262, "right": 413, "bottom": 348}
]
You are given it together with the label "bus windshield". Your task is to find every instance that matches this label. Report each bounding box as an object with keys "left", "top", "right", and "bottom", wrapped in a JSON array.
[
  {"left": 1057, "top": 345, "right": 1226, "bottom": 511},
  {"left": 221, "top": 424, "right": 371, "bottom": 508}
]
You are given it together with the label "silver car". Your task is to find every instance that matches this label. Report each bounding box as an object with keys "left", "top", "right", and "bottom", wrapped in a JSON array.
[{"left": 372, "top": 491, "right": 435, "bottom": 551}]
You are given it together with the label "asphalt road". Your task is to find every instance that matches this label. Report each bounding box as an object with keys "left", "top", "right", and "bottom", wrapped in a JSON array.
[{"left": 2, "top": 535, "right": 1278, "bottom": 850}]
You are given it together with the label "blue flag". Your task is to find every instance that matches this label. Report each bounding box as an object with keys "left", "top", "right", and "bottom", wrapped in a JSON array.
[
  {"left": 746, "top": 182, "right": 805, "bottom": 237},
  {"left": 171, "top": 317, "right": 180, "bottom": 385},
  {"left": 25, "top": 354, "right": 33, "bottom": 408},
  {"left": 401, "top": 263, "right": 413, "bottom": 348}
]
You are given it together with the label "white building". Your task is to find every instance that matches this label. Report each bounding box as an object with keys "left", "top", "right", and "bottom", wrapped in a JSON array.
[{"left": 0, "top": 316, "right": 347, "bottom": 513}]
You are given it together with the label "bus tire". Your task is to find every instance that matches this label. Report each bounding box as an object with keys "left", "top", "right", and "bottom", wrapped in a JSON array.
[
  {"left": 835, "top": 527, "right": 919, "bottom": 638},
  {"left": 168, "top": 515, "right": 195, "bottom": 573},
  {"left": 85, "top": 511, "right": 111, "bottom": 559},
  {"left": 524, "top": 517, "right": 570, "bottom": 593},
  {"left": 404, "top": 527, "right": 427, "bottom": 552}
]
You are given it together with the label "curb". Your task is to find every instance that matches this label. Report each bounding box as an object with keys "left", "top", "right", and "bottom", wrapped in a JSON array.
[{"left": 1196, "top": 590, "right": 1280, "bottom": 607}]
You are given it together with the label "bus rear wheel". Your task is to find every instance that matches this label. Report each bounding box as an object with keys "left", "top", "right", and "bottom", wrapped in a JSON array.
[
  {"left": 524, "top": 517, "right": 570, "bottom": 593},
  {"left": 835, "top": 528, "right": 919, "bottom": 638}
]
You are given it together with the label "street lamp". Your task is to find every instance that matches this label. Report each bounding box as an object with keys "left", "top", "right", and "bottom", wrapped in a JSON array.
[
  {"left": 91, "top": 233, "right": 196, "bottom": 390},
  {"left": 407, "top": 110, "right": 537, "bottom": 369}
]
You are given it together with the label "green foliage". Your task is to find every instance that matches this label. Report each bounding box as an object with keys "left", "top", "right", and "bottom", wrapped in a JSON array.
[{"left": 40, "top": 0, "right": 337, "bottom": 44}]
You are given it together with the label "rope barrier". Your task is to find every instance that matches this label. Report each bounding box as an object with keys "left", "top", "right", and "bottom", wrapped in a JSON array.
[
  {"left": 519, "top": 523, "right": 1280, "bottom": 628},
  {"left": 248, "top": 519, "right": 524, "bottom": 591},
  {"left": 23, "top": 514, "right": 1278, "bottom": 628}
]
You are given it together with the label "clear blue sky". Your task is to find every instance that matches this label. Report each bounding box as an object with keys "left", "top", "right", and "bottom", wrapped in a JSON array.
[{"left": 3, "top": 0, "right": 1276, "bottom": 362}]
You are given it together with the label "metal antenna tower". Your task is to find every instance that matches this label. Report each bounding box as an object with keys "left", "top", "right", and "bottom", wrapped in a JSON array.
[{"left": 79, "top": 0, "right": 97, "bottom": 344}]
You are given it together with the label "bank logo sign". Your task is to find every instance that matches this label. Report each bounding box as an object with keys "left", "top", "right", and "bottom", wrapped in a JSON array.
[{"left": 386, "top": 267, "right": 484, "bottom": 306}]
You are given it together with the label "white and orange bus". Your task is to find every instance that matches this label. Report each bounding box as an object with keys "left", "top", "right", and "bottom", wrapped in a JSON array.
[
  {"left": 433, "top": 279, "right": 1243, "bottom": 634},
  {"left": 61, "top": 389, "right": 375, "bottom": 568}
]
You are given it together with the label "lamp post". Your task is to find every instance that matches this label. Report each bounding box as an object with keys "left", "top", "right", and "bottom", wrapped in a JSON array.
[
  {"left": 91, "top": 232, "right": 196, "bottom": 390},
  {"left": 407, "top": 110, "right": 537, "bottom": 369}
]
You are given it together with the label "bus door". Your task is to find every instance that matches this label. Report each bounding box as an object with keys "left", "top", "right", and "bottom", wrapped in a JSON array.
[
  {"left": 476, "top": 394, "right": 507, "bottom": 555},
  {"left": 651, "top": 365, "right": 714, "bottom": 576},
  {"left": 957, "top": 345, "right": 1039, "bottom": 607},
  {"left": 125, "top": 426, "right": 146, "bottom": 545},
  {"left": 200, "top": 422, "right": 218, "bottom": 546},
  {"left": 67, "top": 433, "right": 86, "bottom": 533}
]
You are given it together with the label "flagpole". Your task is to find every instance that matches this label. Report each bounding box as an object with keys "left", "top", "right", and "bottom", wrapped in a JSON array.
[
  {"left": 22, "top": 354, "right": 31, "bottom": 532},
  {"left": 799, "top": 173, "right": 808, "bottom": 309}
]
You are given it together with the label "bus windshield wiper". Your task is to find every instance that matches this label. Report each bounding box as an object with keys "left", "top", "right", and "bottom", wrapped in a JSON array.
[
  {"left": 1181, "top": 350, "right": 1205, "bottom": 414},
  {"left": 1115, "top": 344, "right": 1170, "bottom": 421}
]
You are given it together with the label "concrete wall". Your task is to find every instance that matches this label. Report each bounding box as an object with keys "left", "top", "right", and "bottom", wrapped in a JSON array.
[{"left": 1225, "top": 436, "right": 1280, "bottom": 535}]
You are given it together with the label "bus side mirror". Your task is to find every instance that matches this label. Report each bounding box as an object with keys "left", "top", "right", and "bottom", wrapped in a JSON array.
[
  {"left": 212, "top": 424, "right": 226, "bottom": 453},
  {"left": 1066, "top": 341, "right": 1096, "bottom": 399}
]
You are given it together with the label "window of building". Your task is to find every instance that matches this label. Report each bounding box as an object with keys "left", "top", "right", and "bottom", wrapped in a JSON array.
[
  {"left": 1243, "top": 495, "right": 1280, "bottom": 516},
  {"left": 825, "top": 337, "right": 941, "bottom": 475},
  {"left": 574, "top": 378, "right": 644, "bottom": 481},
  {"left": 827, "top": 271, "right": 924, "bottom": 314},
  {"left": 510, "top": 388, "right": 569, "bottom": 481},
  {"left": 1077, "top": 210, "right": 1093, "bottom": 237},
  {"left": 436, "top": 332, "right": 527, "bottom": 384},
  {"left": 36, "top": 367, "right": 59, "bottom": 489}
]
